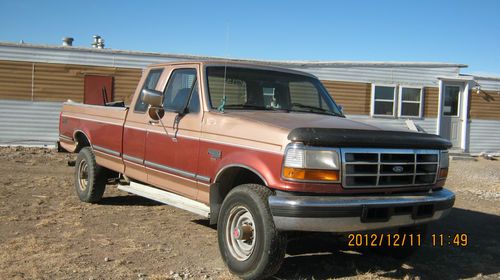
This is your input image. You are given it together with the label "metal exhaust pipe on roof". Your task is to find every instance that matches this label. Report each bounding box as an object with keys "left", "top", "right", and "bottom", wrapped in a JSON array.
[
  {"left": 92, "top": 35, "right": 105, "bottom": 49},
  {"left": 62, "top": 37, "right": 74, "bottom": 46}
]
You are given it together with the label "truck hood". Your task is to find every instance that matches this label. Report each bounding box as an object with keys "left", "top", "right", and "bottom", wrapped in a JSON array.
[
  {"left": 225, "top": 111, "right": 395, "bottom": 131},
  {"left": 204, "top": 111, "right": 452, "bottom": 150}
]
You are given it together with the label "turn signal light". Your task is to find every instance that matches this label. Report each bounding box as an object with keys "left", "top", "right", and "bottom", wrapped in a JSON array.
[
  {"left": 439, "top": 168, "right": 448, "bottom": 179},
  {"left": 283, "top": 167, "right": 340, "bottom": 181}
]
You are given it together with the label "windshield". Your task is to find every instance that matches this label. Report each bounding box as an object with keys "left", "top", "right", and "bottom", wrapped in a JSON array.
[{"left": 206, "top": 66, "right": 343, "bottom": 116}]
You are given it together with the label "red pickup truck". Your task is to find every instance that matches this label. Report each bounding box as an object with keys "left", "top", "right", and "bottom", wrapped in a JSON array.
[{"left": 59, "top": 61, "right": 455, "bottom": 280}]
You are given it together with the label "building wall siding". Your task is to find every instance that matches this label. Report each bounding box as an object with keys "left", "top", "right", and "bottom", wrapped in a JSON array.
[
  {"left": 322, "top": 80, "right": 371, "bottom": 115},
  {"left": 293, "top": 66, "right": 460, "bottom": 87},
  {"left": 0, "top": 59, "right": 443, "bottom": 120},
  {"left": 423, "top": 87, "right": 439, "bottom": 117},
  {"left": 1, "top": 44, "right": 499, "bottom": 152},
  {"left": 0, "top": 43, "right": 177, "bottom": 69},
  {"left": 322, "top": 80, "right": 439, "bottom": 119},
  {"left": 474, "top": 77, "right": 500, "bottom": 91},
  {"left": 469, "top": 119, "right": 500, "bottom": 154},
  {"left": 0, "top": 99, "right": 61, "bottom": 146},
  {"left": 114, "top": 68, "right": 143, "bottom": 103},
  {"left": 470, "top": 90, "right": 500, "bottom": 120},
  {"left": 0, "top": 43, "right": 464, "bottom": 88},
  {"left": 0, "top": 60, "right": 33, "bottom": 100},
  {"left": 0, "top": 60, "right": 142, "bottom": 104}
]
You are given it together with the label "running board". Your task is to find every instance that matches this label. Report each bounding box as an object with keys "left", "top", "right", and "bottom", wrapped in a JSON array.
[{"left": 117, "top": 181, "right": 210, "bottom": 218}]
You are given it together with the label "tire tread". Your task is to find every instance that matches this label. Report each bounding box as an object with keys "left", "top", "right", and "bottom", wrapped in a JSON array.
[
  {"left": 75, "top": 147, "right": 106, "bottom": 203},
  {"left": 218, "top": 184, "right": 286, "bottom": 280}
]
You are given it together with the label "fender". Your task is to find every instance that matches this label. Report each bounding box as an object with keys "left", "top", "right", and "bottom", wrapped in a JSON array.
[
  {"left": 212, "top": 149, "right": 283, "bottom": 188},
  {"left": 215, "top": 164, "right": 268, "bottom": 186}
]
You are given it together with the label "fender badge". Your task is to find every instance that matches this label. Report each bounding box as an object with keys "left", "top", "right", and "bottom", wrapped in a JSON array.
[{"left": 208, "top": 149, "right": 222, "bottom": 160}]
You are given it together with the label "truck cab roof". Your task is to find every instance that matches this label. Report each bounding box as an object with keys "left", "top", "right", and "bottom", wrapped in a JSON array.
[{"left": 148, "top": 60, "right": 318, "bottom": 79}]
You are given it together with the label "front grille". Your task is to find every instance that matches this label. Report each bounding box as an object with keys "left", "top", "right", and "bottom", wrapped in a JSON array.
[{"left": 342, "top": 148, "right": 439, "bottom": 188}]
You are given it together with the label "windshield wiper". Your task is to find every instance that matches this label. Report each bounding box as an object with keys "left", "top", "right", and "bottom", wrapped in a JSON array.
[{"left": 290, "top": 103, "right": 343, "bottom": 117}]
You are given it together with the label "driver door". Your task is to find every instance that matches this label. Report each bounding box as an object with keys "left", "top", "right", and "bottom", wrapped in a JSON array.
[{"left": 144, "top": 66, "right": 202, "bottom": 199}]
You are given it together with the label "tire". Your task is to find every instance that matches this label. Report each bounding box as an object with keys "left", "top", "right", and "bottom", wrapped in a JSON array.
[
  {"left": 217, "top": 184, "right": 286, "bottom": 280},
  {"left": 74, "top": 147, "right": 106, "bottom": 203},
  {"left": 391, "top": 224, "right": 428, "bottom": 259}
]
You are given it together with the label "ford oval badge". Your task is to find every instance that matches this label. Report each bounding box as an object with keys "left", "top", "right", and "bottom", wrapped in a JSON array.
[{"left": 392, "top": 166, "right": 404, "bottom": 173}]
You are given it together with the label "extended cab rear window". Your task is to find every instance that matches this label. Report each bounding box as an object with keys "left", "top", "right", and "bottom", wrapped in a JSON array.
[{"left": 134, "top": 69, "right": 163, "bottom": 113}]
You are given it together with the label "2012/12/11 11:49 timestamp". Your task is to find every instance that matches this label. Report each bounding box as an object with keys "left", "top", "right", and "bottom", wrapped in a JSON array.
[
  {"left": 346, "top": 233, "right": 468, "bottom": 247},
  {"left": 432, "top": 233, "right": 468, "bottom": 247}
]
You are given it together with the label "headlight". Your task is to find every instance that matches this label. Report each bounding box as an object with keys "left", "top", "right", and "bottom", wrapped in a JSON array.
[
  {"left": 438, "top": 150, "right": 449, "bottom": 179},
  {"left": 282, "top": 144, "right": 341, "bottom": 182}
]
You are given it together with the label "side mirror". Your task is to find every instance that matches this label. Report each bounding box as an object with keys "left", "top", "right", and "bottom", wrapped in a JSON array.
[
  {"left": 142, "top": 88, "right": 163, "bottom": 108},
  {"left": 148, "top": 106, "right": 164, "bottom": 121}
]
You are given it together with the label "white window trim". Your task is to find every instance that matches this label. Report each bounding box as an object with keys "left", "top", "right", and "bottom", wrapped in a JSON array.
[
  {"left": 398, "top": 86, "right": 424, "bottom": 119},
  {"left": 371, "top": 84, "right": 397, "bottom": 118}
]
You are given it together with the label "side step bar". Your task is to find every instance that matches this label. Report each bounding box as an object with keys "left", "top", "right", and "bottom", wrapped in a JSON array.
[{"left": 118, "top": 181, "right": 210, "bottom": 218}]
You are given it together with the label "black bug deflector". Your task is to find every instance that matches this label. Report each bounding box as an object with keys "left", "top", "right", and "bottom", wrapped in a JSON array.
[{"left": 288, "top": 128, "right": 452, "bottom": 149}]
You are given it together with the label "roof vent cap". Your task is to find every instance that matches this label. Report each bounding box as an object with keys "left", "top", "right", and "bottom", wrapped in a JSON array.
[
  {"left": 62, "top": 37, "right": 74, "bottom": 47},
  {"left": 91, "top": 35, "right": 105, "bottom": 49}
]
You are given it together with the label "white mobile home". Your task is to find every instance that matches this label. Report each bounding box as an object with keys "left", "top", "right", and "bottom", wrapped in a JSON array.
[{"left": 0, "top": 42, "right": 499, "bottom": 154}]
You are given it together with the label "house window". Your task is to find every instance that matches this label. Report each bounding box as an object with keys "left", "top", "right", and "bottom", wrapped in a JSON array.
[
  {"left": 399, "top": 87, "right": 423, "bottom": 118},
  {"left": 371, "top": 85, "right": 424, "bottom": 118},
  {"left": 372, "top": 85, "right": 396, "bottom": 116}
]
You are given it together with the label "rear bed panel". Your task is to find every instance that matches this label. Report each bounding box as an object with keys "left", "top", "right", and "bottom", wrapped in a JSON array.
[{"left": 59, "top": 102, "right": 127, "bottom": 173}]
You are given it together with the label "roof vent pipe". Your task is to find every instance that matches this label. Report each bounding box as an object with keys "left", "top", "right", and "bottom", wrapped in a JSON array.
[
  {"left": 62, "top": 37, "right": 74, "bottom": 46},
  {"left": 92, "top": 35, "right": 105, "bottom": 49}
]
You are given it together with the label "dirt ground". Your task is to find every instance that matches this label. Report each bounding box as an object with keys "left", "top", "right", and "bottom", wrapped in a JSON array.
[{"left": 0, "top": 147, "right": 498, "bottom": 280}]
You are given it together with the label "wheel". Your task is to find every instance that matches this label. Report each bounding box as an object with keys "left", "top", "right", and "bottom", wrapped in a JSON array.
[
  {"left": 217, "top": 184, "right": 286, "bottom": 280},
  {"left": 74, "top": 147, "right": 106, "bottom": 203},
  {"left": 391, "top": 224, "right": 428, "bottom": 259}
]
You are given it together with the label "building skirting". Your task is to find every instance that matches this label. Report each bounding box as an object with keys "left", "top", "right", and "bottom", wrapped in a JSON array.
[{"left": 0, "top": 99, "right": 61, "bottom": 146}]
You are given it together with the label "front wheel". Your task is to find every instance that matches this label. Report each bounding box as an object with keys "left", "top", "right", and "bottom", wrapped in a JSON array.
[{"left": 218, "top": 184, "right": 286, "bottom": 280}]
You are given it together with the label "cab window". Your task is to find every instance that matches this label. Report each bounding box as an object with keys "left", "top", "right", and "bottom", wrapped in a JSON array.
[
  {"left": 163, "top": 69, "right": 198, "bottom": 113},
  {"left": 134, "top": 69, "right": 163, "bottom": 113}
]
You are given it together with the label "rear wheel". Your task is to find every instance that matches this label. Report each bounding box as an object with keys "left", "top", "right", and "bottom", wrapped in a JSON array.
[
  {"left": 74, "top": 147, "right": 106, "bottom": 203},
  {"left": 218, "top": 184, "right": 286, "bottom": 280}
]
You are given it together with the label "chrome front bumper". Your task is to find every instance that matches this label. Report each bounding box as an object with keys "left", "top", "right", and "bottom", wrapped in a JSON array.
[{"left": 268, "top": 188, "right": 455, "bottom": 232}]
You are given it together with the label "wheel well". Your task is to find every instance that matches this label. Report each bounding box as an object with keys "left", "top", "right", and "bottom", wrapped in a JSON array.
[
  {"left": 73, "top": 131, "right": 118, "bottom": 180},
  {"left": 209, "top": 166, "right": 267, "bottom": 225},
  {"left": 74, "top": 131, "right": 90, "bottom": 153}
]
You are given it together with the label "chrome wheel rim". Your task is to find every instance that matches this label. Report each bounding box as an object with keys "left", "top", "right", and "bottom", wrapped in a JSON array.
[
  {"left": 225, "top": 205, "right": 256, "bottom": 261},
  {"left": 78, "top": 160, "right": 89, "bottom": 191}
]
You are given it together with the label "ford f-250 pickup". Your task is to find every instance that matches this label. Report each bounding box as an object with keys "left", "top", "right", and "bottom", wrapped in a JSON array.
[{"left": 59, "top": 61, "right": 455, "bottom": 280}]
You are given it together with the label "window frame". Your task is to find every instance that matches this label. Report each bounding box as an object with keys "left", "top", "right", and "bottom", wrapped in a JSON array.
[
  {"left": 133, "top": 68, "right": 164, "bottom": 113},
  {"left": 398, "top": 86, "right": 424, "bottom": 119},
  {"left": 370, "top": 84, "right": 397, "bottom": 118},
  {"left": 162, "top": 68, "right": 199, "bottom": 113},
  {"left": 204, "top": 65, "right": 343, "bottom": 116}
]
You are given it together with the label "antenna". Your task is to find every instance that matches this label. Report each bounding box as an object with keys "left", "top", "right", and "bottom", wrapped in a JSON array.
[{"left": 218, "top": 25, "right": 229, "bottom": 113}]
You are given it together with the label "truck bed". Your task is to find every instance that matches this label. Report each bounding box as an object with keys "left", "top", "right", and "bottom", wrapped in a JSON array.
[{"left": 59, "top": 102, "right": 128, "bottom": 173}]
